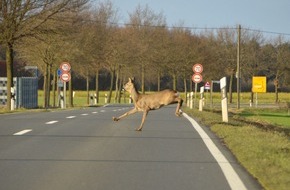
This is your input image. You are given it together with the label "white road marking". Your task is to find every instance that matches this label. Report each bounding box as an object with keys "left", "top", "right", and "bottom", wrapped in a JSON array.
[
  {"left": 92, "top": 112, "right": 98, "bottom": 114},
  {"left": 66, "top": 116, "right": 76, "bottom": 119},
  {"left": 100, "top": 110, "right": 106, "bottom": 112},
  {"left": 183, "top": 113, "right": 247, "bottom": 190},
  {"left": 45, "top": 121, "right": 58, "bottom": 124},
  {"left": 13, "top": 129, "right": 32, "bottom": 136},
  {"left": 81, "top": 113, "right": 88, "bottom": 116}
]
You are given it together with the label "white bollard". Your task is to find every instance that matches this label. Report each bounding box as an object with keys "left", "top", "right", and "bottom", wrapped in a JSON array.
[
  {"left": 60, "top": 91, "right": 64, "bottom": 109},
  {"left": 105, "top": 94, "right": 108, "bottom": 104},
  {"left": 10, "top": 87, "right": 15, "bottom": 110},
  {"left": 190, "top": 92, "right": 194, "bottom": 109},
  {"left": 129, "top": 95, "right": 132, "bottom": 104}
]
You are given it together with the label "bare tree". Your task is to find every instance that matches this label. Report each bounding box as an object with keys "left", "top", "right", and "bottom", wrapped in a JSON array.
[
  {"left": 0, "top": 0, "right": 89, "bottom": 110},
  {"left": 127, "top": 4, "right": 166, "bottom": 93}
]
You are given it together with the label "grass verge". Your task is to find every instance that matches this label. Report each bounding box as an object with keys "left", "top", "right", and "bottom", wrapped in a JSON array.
[{"left": 184, "top": 107, "right": 290, "bottom": 190}]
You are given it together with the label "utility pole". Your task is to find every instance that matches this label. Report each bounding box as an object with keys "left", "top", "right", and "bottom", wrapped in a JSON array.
[{"left": 237, "top": 25, "right": 241, "bottom": 109}]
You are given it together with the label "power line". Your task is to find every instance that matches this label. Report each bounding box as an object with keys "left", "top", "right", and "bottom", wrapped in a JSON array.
[{"left": 84, "top": 19, "right": 290, "bottom": 37}]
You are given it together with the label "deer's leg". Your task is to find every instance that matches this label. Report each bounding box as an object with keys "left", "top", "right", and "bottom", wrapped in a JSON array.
[
  {"left": 175, "top": 98, "right": 183, "bottom": 117},
  {"left": 136, "top": 110, "right": 149, "bottom": 131},
  {"left": 113, "top": 108, "right": 138, "bottom": 121}
]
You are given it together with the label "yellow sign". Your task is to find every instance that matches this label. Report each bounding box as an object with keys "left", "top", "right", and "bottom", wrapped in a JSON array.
[{"left": 252, "top": 76, "right": 267, "bottom": 93}]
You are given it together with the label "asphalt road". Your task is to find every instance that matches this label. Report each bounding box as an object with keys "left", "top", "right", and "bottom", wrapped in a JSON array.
[{"left": 0, "top": 105, "right": 261, "bottom": 190}]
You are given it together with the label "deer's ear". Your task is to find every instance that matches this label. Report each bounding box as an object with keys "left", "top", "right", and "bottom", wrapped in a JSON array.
[{"left": 129, "top": 77, "right": 134, "bottom": 83}]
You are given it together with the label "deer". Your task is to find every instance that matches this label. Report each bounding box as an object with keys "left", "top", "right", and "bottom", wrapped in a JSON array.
[{"left": 112, "top": 78, "right": 183, "bottom": 131}]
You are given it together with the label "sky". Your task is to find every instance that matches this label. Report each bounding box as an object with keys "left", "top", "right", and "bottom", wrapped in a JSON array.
[{"left": 108, "top": 0, "right": 290, "bottom": 39}]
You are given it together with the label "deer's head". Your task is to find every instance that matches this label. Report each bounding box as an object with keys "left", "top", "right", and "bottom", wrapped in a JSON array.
[{"left": 123, "top": 77, "right": 135, "bottom": 93}]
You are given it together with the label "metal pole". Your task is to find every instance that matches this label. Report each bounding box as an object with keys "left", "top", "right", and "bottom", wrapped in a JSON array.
[
  {"left": 237, "top": 24, "right": 241, "bottom": 109},
  {"left": 194, "top": 83, "right": 197, "bottom": 108},
  {"left": 63, "top": 81, "right": 66, "bottom": 109}
]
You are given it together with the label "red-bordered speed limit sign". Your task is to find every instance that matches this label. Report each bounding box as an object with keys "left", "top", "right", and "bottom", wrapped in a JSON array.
[
  {"left": 192, "top": 73, "right": 203, "bottom": 83},
  {"left": 60, "top": 62, "right": 71, "bottom": 72},
  {"left": 192, "top": 64, "right": 203, "bottom": 73},
  {"left": 60, "top": 72, "right": 71, "bottom": 82}
]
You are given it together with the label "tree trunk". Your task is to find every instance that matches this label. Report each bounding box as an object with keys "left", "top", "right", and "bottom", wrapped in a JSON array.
[
  {"left": 43, "top": 63, "right": 51, "bottom": 109},
  {"left": 157, "top": 71, "right": 161, "bottom": 91},
  {"left": 229, "top": 71, "right": 233, "bottom": 103},
  {"left": 251, "top": 92, "right": 254, "bottom": 105},
  {"left": 172, "top": 73, "right": 177, "bottom": 90},
  {"left": 141, "top": 64, "right": 145, "bottom": 94},
  {"left": 117, "top": 77, "right": 123, "bottom": 103},
  {"left": 189, "top": 76, "right": 193, "bottom": 92},
  {"left": 5, "top": 42, "right": 14, "bottom": 111},
  {"left": 273, "top": 78, "right": 279, "bottom": 103},
  {"left": 46, "top": 63, "right": 51, "bottom": 108},
  {"left": 52, "top": 69, "right": 57, "bottom": 107},
  {"left": 114, "top": 64, "right": 120, "bottom": 102},
  {"left": 43, "top": 71, "right": 47, "bottom": 108},
  {"left": 95, "top": 70, "right": 99, "bottom": 104},
  {"left": 69, "top": 75, "right": 73, "bottom": 107},
  {"left": 86, "top": 74, "right": 89, "bottom": 105},
  {"left": 183, "top": 77, "right": 187, "bottom": 104},
  {"left": 108, "top": 70, "right": 115, "bottom": 103}
]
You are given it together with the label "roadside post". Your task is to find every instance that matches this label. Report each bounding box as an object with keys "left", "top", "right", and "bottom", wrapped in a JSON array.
[
  {"left": 190, "top": 92, "right": 194, "bottom": 109},
  {"left": 105, "top": 94, "right": 108, "bottom": 104},
  {"left": 220, "top": 77, "right": 228, "bottom": 122},
  {"left": 10, "top": 87, "right": 15, "bottom": 111},
  {"left": 199, "top": 86, "right": 204, "bottom": 111}
]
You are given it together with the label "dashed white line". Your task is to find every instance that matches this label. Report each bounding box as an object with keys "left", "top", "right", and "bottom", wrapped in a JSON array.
[
  {"left": 81, "top": 113, "right": 88, "bottom": 116},
  {"left": 92, "top": 112, "right": 98, "bottom": 114},
  {"left": 46, "top": 120, "right": 58, "bottom": 124},
  {"left": 13, "top": 129, "right": 32, "bottom": 136},
  {"left": 66, "top": 116, "right": 76, "bottom": 119}
]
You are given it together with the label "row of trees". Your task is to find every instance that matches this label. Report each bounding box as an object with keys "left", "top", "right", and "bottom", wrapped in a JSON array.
[{"left": 1, "top": 0, "right": 290, "bottom": 109}]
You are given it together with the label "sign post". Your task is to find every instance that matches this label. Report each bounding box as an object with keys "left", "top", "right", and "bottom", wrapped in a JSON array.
[
  {"left": 252, "top": 76, "right": 267, "bottom": 108},
  {"left": 192, "top": 64, "right": 203, "bottom": 109},
  {"left": 59, "top": 62, "right": 71, "bottom": 109}
]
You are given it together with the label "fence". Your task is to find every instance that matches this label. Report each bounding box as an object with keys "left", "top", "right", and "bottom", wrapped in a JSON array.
[{"left": 0, "top": 77, "right": 38, "bottom": 109}]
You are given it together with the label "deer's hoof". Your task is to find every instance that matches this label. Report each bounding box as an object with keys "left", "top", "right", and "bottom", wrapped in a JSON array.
[
  {"left": 112, "top": 117, "right": 119, "bottom": 121},
  {"left": 175, "top": 112, "right": 182, "bottom": 117},
  {"left": 136, "top": 128, "right": 142, "bottom": 131}
]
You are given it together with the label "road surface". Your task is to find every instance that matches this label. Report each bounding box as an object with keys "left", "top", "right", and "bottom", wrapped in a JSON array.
[{"left": 0, "top": 105, "right": 261, "bottom": 190}]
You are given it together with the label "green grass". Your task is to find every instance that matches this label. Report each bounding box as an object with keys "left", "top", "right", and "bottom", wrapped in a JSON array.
[
  {"left": 185, "top": 107, "right": 290, "bottom": 190},
  {"left": 240, "top": 109, "right": 290, "bottom": 128}
]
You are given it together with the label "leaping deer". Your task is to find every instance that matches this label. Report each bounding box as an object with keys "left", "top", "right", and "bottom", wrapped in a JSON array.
[{"left": 112, "top": 78, "right": 183, "bottom": 131}]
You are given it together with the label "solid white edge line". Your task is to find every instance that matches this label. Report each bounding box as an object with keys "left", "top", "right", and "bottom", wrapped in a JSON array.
[
  {"left": 13, "top": 129, "right": 32, "bottom": 136},
  {"left": 183, "top": 113, "right": 247, "bottom": 190}
]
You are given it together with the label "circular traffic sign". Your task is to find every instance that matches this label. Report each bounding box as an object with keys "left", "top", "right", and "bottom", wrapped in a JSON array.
[
  {"left": 192, "top": 63, "right": 203, "bottom": 73},
  {"left": 60, "top": 62, "right": 71, "bottom": 72},
  {"left": 192, "top": 73, "right": 202, "bottom": 83},
  {"left": 57, "top": 68, "right": 62, "bottom": 76},
  {"left": 60, "top": 72, "right": 71, "bottom": 82}
]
